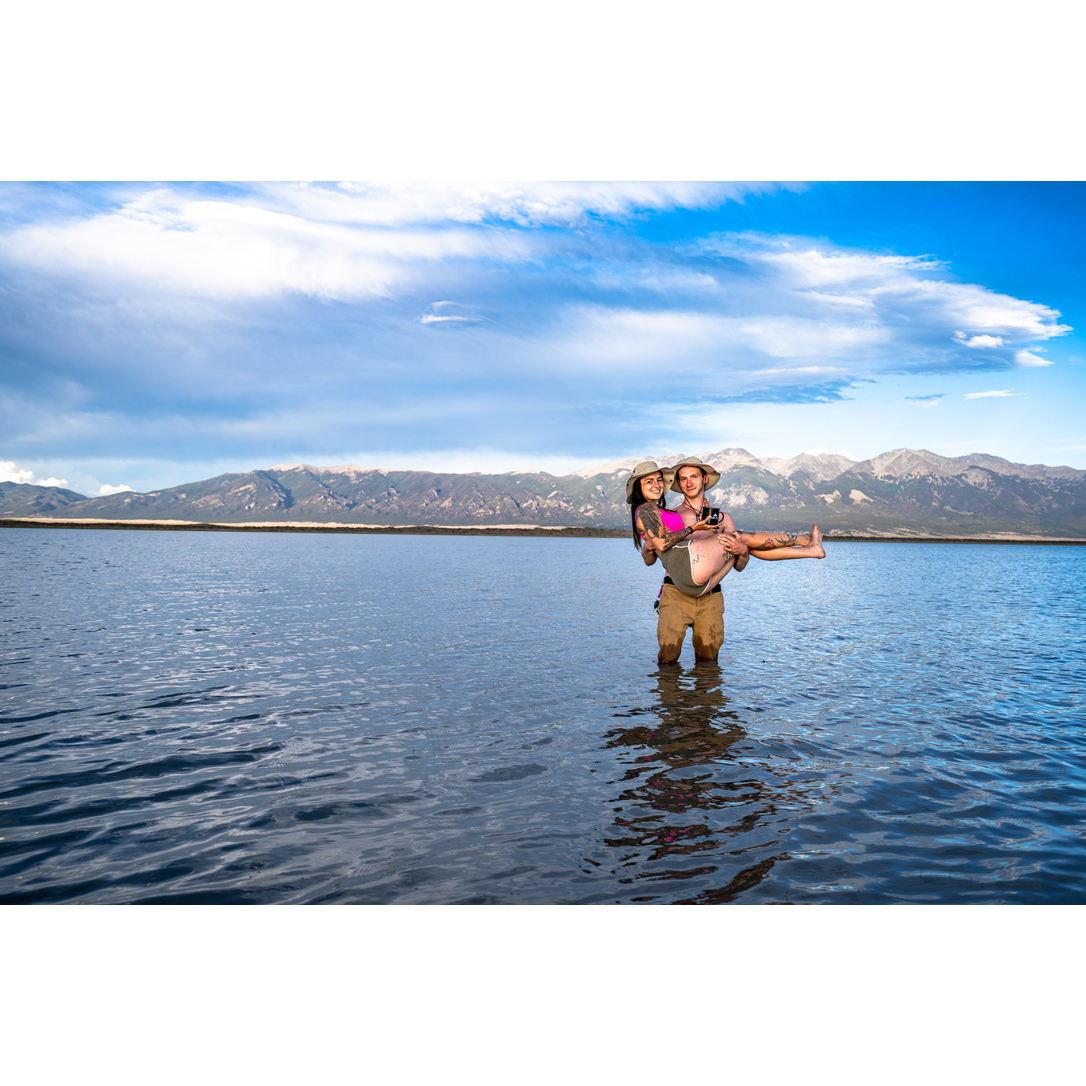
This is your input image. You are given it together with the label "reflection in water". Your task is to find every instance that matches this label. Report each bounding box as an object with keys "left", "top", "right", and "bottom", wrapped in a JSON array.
[{"left": 603, "top": 664, "right": 789, "bottom": 903}]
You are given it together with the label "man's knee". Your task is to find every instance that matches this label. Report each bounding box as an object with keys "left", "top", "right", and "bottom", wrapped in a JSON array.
[
  {"left": 692, "top": 600, "right": 724, "bottom": 660},
  {"left": 692, "top": 631, "right": 721, "bottom": 660},
  {"left": 657, "top": 641, "right": 684, "bottom": 665},
  {"left": 657, "top": 624, "right": 687, "bottom": 664},
  {"left": 657, "top": 591, "right": 692, "bottom": 665}
]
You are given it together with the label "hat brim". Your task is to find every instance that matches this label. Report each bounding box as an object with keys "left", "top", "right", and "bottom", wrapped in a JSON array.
[
  {"left": 669, "top": 462, "right": 722, "bottom": 492},
  {"left": 625, "top": 466, "right": 676, "bottom": 502}
]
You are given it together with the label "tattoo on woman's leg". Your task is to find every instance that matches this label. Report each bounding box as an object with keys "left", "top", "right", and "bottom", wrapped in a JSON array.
[{"left": 764, "top": 532, "right": 800, "bottom": 548}]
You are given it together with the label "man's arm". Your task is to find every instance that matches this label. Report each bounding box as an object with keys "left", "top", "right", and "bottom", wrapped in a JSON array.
[{"left": 717, "top": 513, "right": 750, "bottom": 571}]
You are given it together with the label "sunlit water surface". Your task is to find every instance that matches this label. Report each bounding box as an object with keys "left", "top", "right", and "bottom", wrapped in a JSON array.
[{"left": 2, "top": 528, "right": 1084, "bottom": 903}]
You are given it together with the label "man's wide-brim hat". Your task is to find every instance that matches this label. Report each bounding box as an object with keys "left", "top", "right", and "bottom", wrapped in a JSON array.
[
  {"left": 669, "top": 456, "right": 722, "bottom": 493},
  {"left": 625, "top": 460, "right": 675, "bottom": 502}
]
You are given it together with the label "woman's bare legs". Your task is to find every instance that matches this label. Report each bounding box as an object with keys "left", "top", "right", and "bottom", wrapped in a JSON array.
[
  {"left": 699, "top": 559, "right": 737, "bottom": 595},
  {"left": 738, "top": 524, "right": 825, "bottom": 561},
  {"left": 686, "top": 531, "right": 738, "bottom": 586},
  {"left": 685, "top": 525, "right": 825, "bottom": 589},
  {"left": 739, "top": 527, "right": 811, "bottom": 549}
]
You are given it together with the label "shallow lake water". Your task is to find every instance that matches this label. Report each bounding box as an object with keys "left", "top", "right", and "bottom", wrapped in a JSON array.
[{"left": 2, "top": 527, "right": 1084, "bottom": 903}]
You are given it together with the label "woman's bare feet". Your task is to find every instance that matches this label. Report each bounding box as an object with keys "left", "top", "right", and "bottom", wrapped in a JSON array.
[{"left": 810, "top": 524, "right": 825, "bottom": 558}]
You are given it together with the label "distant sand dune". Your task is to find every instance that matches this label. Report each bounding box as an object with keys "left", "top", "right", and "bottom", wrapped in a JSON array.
[{"left": 2, "top": 516, "right": 1085, "bottom": 543}]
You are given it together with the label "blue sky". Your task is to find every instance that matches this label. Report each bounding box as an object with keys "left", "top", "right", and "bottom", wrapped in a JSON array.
[{"left": 0, "top": 181, "right": 1082, "bottom": 495}]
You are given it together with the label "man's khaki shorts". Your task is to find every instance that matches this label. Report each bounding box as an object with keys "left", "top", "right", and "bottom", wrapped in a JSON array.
[{"left": 657, "top": 584, "right": 725, "bottom": 664}]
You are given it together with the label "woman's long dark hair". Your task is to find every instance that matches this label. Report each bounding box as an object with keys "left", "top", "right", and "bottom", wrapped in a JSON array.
[{"left": 628, "top": 480, "right": 665, "bottom": 548}]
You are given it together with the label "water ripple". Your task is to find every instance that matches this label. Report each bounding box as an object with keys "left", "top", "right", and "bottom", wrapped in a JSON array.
[{"left": 1, "top": 529, "right": 1084, "bottom": 903}]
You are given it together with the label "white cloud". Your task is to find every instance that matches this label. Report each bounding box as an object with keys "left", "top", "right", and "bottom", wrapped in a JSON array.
[
  {"left": 97, "top": 483, "right": 133, "bottom": 496},
  {"left": 932, "top": 289, "right": 1070, "bottom": 339},
  {"left": 753, "top": 365, "right": 845, "bottom": 376},
  {"left": 540, "top": 305, "right": 887, "bottom": 372},
  {"left": 954, "top": 332, "right": 1004, "bottom": 348},
  {"left": 0, "top": 459, "right": 69, "bottom": 487},
  {"left": 587, "top": 264, "right": 719, "bottom": 295},
  {"left": 905, "top": 394, "right": 944, "bottom": 408},
  {"left": 419, "top": 300, "right": 486, "bottom": 326},
  {"left": 1015, "top": 348, "right": 1053, "bottom": 367},
  {"left": 734, "top": 316, "right": 887, "bottom": 359},
  {"left": 963, "top": 390, "right": 1021, "bottom": 399},
  {"left": 2, "top": 189, "right": 535, "bottom": 301},
  {"left": 0, "top": 460, "right": 34, "bottom": 484},
  {"left": 541, "top": 307, "right": 724, "bottom": 368},
  {"left": 701, "top": 234, "right": 1071, "bottom": 348},
  {"left": 266, "top": 182, "right": 792, "bottom": 228},
  {"left": 737, "top": 243, "right": 942, "bottom": 288},
  {"left": 0, "top": 185, "right": 792, "bottom": 308}
]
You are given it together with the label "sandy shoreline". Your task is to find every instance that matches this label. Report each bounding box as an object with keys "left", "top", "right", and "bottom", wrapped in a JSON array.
[
  {"left": 1, "top": 516, "right": 614, "bottom": 539},
  {"left": 3, "top": 516, "right": 1085, "bottom": 544}
]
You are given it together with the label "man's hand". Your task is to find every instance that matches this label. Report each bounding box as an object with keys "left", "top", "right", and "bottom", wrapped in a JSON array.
[
  {"left": 715, "top": 512, "right": 749, "bottom": 570},
  {"left": 717, "top": 531, "right": 749, "bottom": 557}
]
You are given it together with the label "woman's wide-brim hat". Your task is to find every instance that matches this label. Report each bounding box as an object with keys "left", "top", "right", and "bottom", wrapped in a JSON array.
[
  {"left": 625, "top": 460, "right": 675, "bottom": 502},
  {"left": 669, "top": 456, "right": 722, "bottom": 492}
]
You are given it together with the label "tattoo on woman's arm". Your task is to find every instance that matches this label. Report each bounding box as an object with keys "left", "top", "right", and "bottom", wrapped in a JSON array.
[{"left": 639, "top": 505, "right": 692, "bottom": 551}]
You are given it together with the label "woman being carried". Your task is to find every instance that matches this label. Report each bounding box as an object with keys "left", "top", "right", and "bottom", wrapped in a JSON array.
[{"left": 626, "top": 461, "right": 824, "bottom": 598}]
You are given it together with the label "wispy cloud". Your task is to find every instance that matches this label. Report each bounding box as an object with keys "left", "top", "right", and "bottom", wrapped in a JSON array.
[
  {"left": 698, "top": 234, "right": 1070, "bottom": 362},
  {"left": 2, "top": 188, "right": 535, "bottom": 301},
  {"left": 1015, "top": 348, "right": 1053, "bottom": 367},
  {"left": 963, "top": 389, "right": 1022, "bottom": 399},
  {"left": 419, "top": 300, "right": 487, "bottom": 326},
  {"left": 534, "top": 305, "right": 888, "bottom": 377},
  {"left": 906, "top": 393, "right": 944, "bottom": 408},
  {"left": 263, "top": 181, "right": 795, "bottom": 228}
]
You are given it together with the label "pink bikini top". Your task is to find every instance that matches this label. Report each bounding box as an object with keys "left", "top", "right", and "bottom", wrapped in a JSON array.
[{"left": 640, "top": 506, "right": 686, "bottom": 545}]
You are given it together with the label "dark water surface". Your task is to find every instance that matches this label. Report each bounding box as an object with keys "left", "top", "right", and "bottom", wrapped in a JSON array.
[{"left": 2, "top": 527, "right": 1084, "bottom": 904}]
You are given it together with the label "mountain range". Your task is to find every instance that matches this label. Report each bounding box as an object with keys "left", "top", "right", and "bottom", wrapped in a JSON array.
[{"left": 4, "top": 448, "right": 1086, "bottom": 537}]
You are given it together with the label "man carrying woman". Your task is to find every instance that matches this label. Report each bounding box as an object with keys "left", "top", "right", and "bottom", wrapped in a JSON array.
[{"left": 627, "top": 457, "right": 825, "bottom": 665}]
